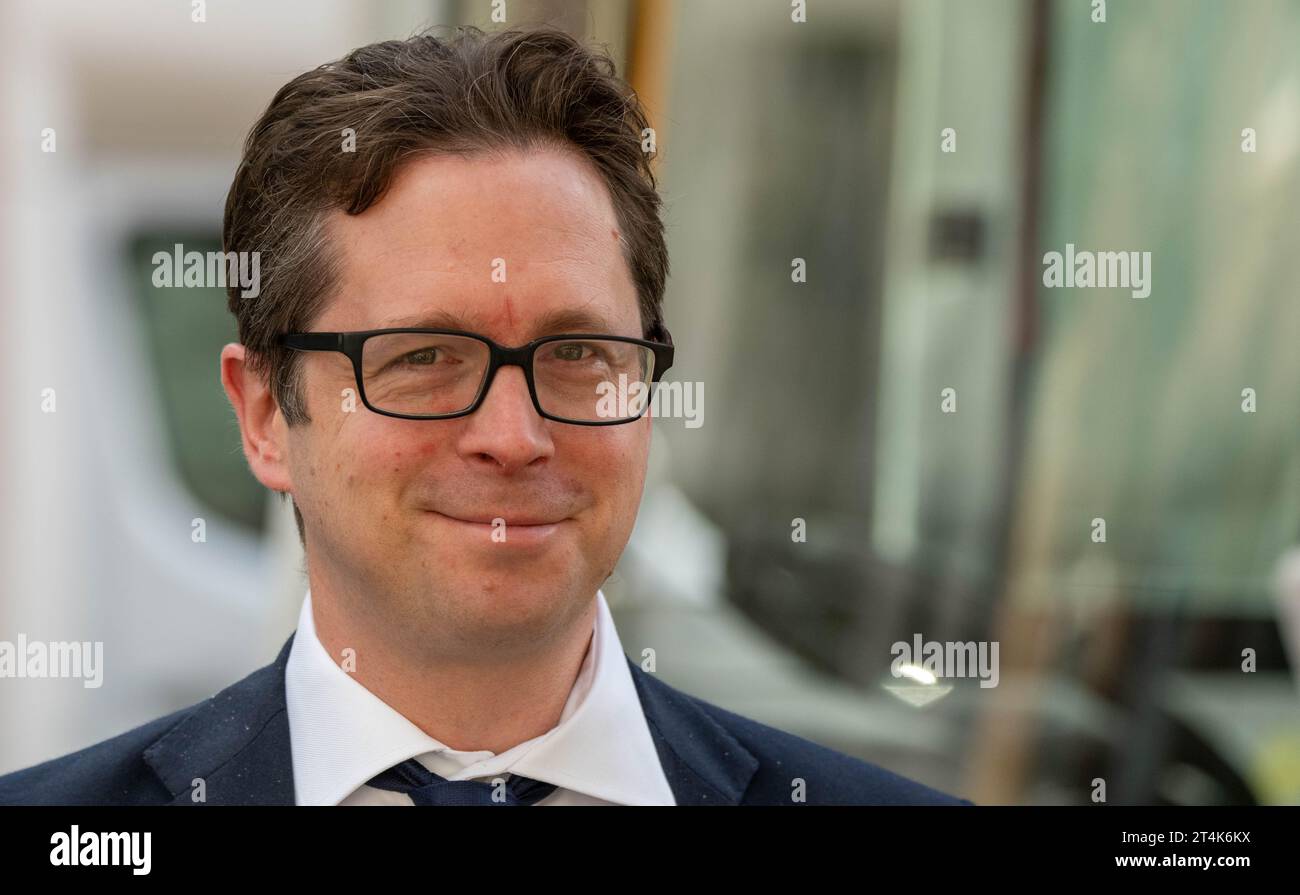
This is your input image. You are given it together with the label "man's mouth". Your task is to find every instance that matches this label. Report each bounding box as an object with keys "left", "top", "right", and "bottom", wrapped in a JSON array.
[
  {"left": 421, "top": 510, "right": 570, "bottom": 548},
  {"left": 427, "top": 510, "right": 568, "bottom": 527}
]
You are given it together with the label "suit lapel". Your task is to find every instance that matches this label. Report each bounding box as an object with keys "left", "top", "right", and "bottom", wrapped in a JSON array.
[
  {"left": 143, "top": 634, "right": 297, "bottom": 805},
  {"left": 624, "top": 656, "right": 758, "bottom": 805}
]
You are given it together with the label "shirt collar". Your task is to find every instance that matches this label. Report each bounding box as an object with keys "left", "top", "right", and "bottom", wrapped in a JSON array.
[{"left": 285, "top": 587, "right": 675, "bottom": 805}]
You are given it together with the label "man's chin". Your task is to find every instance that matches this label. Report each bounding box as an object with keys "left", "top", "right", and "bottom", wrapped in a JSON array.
[{"left": 428, "top": 572, "right": 592, "bottom": 645}]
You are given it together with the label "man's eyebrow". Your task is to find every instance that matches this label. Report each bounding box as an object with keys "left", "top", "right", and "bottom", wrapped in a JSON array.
[
  {"left": 379, "top": 307, "right": 627, "bottom": 336},
  {"left": 529, "top": 307, "right": 624, "bottom": 335},
  {"left": 381, "top": 310, "right": 482, "bottom": 330}
]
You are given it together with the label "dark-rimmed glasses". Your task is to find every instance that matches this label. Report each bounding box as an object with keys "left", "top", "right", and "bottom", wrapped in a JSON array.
[{"left": 278, "top": 327, "right": 674, "bottom": 425}]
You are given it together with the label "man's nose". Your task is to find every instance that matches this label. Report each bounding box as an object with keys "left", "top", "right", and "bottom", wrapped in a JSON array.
[{"left": 455, "top": 364, "right": 554, "bottom": 472}]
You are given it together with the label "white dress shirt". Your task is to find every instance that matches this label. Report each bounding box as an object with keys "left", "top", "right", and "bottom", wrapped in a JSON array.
[{"left": 284, "top": 587, "right": 676, "bottom": 805}]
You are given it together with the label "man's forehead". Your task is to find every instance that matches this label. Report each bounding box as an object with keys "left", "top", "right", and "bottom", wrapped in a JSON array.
[
  {"left": 337, "top": 147, "right": 620, "bottom": 243},
  {"left": 319, "top": 148, "right": 640, "bottom": 335}
]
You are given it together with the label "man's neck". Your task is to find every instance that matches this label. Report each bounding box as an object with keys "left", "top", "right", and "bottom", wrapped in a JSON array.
[{"left": 309, "top": 587, "right": 598, "bottom": 755}]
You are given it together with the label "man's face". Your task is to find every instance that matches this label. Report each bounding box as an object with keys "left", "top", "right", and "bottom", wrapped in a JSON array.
[{"left": 285, "top": 147, "right": 651, "bottom": 658}]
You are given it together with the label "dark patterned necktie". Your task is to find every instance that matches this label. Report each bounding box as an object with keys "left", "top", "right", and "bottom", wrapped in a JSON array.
[{"left": 366, "top": 757, "right": 558, "bottom": 805}]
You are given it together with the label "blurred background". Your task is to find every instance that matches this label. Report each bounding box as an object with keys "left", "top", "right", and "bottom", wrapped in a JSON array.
[{"left": 2, "top": 0, "right": 1298, "bottom": 805}]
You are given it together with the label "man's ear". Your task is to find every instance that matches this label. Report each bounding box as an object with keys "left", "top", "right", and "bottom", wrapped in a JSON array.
[{"left": 220, "top": 343, "right": 294, "bottom": 494}]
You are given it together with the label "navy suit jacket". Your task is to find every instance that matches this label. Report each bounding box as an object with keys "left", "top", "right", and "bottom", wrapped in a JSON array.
[{"left": 0, "top": 633, "right": 971, "bottom": 805}]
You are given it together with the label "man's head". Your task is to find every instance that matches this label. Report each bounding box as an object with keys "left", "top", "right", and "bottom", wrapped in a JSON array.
[{"left": 219, "top": 27, "right": 669, "bottom": 656}]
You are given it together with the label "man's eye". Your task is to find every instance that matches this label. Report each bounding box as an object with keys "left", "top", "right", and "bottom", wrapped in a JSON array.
[
  {"left": 402, "top": 348, "right": 439, "bottom": 366},
  {"left": 552, "top": 343, "right": 590, "bottom": 361}
]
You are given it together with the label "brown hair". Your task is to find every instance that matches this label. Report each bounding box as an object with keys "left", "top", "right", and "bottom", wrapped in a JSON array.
[{"left": 222, "top": 25, "right": 671, "bottom": 546}]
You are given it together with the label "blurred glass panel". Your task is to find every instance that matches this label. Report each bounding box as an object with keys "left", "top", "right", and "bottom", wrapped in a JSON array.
[
  {"left": 128, "top": 233, "right": 267, "bottom": 534},
  {"left": 1008, "top": 0, "right": 1300, "bottom": 614}
]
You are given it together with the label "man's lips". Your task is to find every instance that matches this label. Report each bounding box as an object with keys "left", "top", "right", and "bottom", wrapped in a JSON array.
[
  {"left": 422, "top": 510, "right": 568, "bottom": 549},
  {"left": 424, "top": 510, "right": 569, "bottom": 526}
]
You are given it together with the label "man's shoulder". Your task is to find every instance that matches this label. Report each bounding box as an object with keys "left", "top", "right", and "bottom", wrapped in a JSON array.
[
  {"left": 632, "top": 664, "right": 971, "bottom": 805},
  {"left": 0, "top": 702, "right": 200, "bottom": 805},
  {"left": 697, "top": 695, "right": 971, "bottom": 805},
  {"left": 0, "top": 636, "right": 296, "bottom": 806}
]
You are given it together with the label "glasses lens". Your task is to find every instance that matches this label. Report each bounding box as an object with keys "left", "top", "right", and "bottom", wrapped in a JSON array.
[
  {"left": 361, "top": 333, "right": 489, "bottom": 416},
  {"left": 534, "top": 339, "right": 655, "bottom": 422}
]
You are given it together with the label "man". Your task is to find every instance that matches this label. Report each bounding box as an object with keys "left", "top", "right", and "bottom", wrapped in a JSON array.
[{"left": 0, "top": 26, "right": 969, "bottom": 806}]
